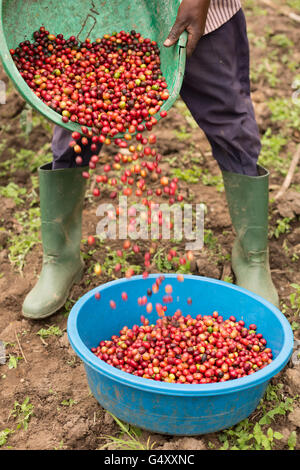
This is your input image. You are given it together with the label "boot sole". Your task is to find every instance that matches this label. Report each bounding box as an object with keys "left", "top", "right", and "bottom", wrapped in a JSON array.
[{"left": 22, "top": 265, "right": 84, "bottom": 320}]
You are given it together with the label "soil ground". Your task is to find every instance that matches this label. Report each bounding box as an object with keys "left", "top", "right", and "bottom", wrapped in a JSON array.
[{"left": 0, "top": 1, "right": 299, "bottom": 451}]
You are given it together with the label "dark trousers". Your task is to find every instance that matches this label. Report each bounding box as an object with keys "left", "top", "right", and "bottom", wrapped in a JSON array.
[{"left": 52, "top": 9, "right": 260, "bottom": 176}]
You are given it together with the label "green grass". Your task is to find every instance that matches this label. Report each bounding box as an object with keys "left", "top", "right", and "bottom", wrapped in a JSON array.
[
  {"left": 268, "top": 97, "right": 300, "bottom": 131},
  {"left": 247, "top": 33, "right": 267, "bottom": 50},
  {"left": 170, "top": 166, "right": 203, "bottom": 184},
  {"left": 0, "top": 182, "right": 27, "bottom": 205},
  {"left": 1, "top": 397, "right": 34, "bottom": 448},
  {"left": 244, "top": 0, "right": 267, "bottom": 15},
  {"left": 270, "top": 34, "right": 294, "bottom": 49},
  {"left": 204, "top": 229, "right": 219, "bottom": 251},
  {"left": 0, "top": 144, "right": 51, "bottom": 176},
  {"left": 0, "top": 176, "right": 41, "bottom": 272},
  {"left": 258, "top": 87, "right": 300, "bottom": 174},
  {"left": 281, "top": 283, "right": 300, "bottom": 320},
  {"left": 201, "top": 171, "right": 224, "bottom": 192},
  {"left": 8, "top": 207, "right": 41, "bottom": 271},
  {"left": 258, "top": 128, "right": 288, "bottom": 175},
  {"left": 0, "top": 176, "right": 42, "bottom": 272},
  {"left": 287, "top": 0, "right": 300, "bottom": 12},
  {"left": 98, "top": 413, "right": 156, "bottom": 450},
  {"left": 173, "top": 127, "right": 193, "bottom": 142},
  {"left": 250, "top": 59, "right": 279, "bottom": 88},
  {"left": 289, "top": 283, "right": 300, "bottom": 315}
]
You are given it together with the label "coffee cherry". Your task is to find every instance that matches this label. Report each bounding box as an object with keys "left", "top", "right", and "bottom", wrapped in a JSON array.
[
  {"left": 87, "top": 235, "right": 96, "bottom": 246},
  {"left": 92, "top": 303, "right": 272, "bottom": 385}
]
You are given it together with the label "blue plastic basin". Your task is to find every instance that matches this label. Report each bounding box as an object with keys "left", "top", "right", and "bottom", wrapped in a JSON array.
[{"left": 67, "top": 274, "right": 294, "bottom": 435}]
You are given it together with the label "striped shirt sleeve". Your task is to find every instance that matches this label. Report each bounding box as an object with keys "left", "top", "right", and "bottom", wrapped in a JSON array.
[{"left": 204, "top": 0, "right": 242, "bottom": 35}]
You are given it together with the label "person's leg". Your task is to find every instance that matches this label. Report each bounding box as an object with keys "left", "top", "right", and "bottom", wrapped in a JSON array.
[
  {"left": 180, "top": 8, "right": 261, "bottom": 177},
  {"left": 22, "top": 163, "right": 87, "bottom": 319},
  {"left": 22, "top": 127, "right": 102, "bottom": 319},
  {"left": 52, "top": 125, "right": 101, "bottom": 169},
  {"left": 180, "top": 9, "right": 279, "bottom": 306}
]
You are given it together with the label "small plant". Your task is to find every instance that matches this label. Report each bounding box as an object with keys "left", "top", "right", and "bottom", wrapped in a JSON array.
[
  {"left": 288, "top": 431, "right": 297, "bottom": 450},
  {"left": 0, "top": 182, "right": 27, "bottom": 206},
  {"left": 268, "top": 97, "right": 300, "bottom": 131},
  {"left": 271, "top": 33, "right": 294, "bottom": 49},
  {"left": 53, "top": 440, "right": 64, "bottom": 450},
  {"left": 8, "top": 354, "right": 23, "bottom": 370},
  {"left": 173, "top": 126, "right": 193, "bottom": 142},
  {"left": 269, "top": 217, "right": 292, "bottom": 239},
  {"left": 60, "top": 398, "right": 77, "bottom": 407},
  {"left": 252, "top": 423, "right": 283, "bottom": 450},
  {"left": 174, "top": 258, "right": 192, "bottom": 274},
  {"left": 204, "top": 229, "right": 219, "bottom": 251},
  {"left": 37, "top": 325, "right": 63, "bottom": 339},
  {"left": 290, "top": 321, "right": 300, "bottom": 332},
  {"left": 151, "top": 247, "right": 192, "bottom": 274},
  {"left": 170, "top": 166, "right": 202, "bottom": 184},
  {"left": 281, "top": 284, "right": 300, "bottom": 329},
  {"left": 60, "top": 298, "right": 76, "bottom": 317},
  {"left": 259, "top": 128, "right": 288, "bottom": 175},
  {"left": 248, "top": 32, "right": 267, "bottom": 50},
  {"left": 0, "top": 428, "right": 14, "bottom": 447},
  {"left": 258, "top": 396, "right": 294, "bottom": 425},
  {"left": 201, "top": 170, "right": 224, "bottom": 192},
  {"left": 102, "top": 247, "right": 141, "bottom": 278},
  {"left": 289, "top": 283, "right": 300, "bottom": 315},
  {"left": 250, "top": 59, "right": 279, "bottom": 88},
  {"left": 152, "top": 248, "right": 173, "bottom": 272},
  {"left": 218, "top": 384, "right": 295, "bottom": 450},
  {"left": 9, "top": 397, "right": 34, "bottom": 430}
]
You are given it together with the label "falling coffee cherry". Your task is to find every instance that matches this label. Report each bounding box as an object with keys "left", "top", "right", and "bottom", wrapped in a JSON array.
[
  {"left": 94, "top": 264, "right": 102, "bottom": 276},
  {"left": 87, "top": 236, "right": 96, "bottom": 246}
]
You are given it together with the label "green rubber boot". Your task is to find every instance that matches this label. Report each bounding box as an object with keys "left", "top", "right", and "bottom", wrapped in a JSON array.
[
  {"left": 222, "top": 165, "right": 279, "bottom": 307},
  {"left": 22, "top": 163, "right": 87, "bottom": 319}
]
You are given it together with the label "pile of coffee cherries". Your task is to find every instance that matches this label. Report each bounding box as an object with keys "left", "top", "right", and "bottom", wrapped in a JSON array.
[
  {"left": 11, "top": 27, "right": 190, "bottom": 271},
  {"left": 10, "top": 27, "right": 175, "bottom": 194},
  {"left": 91, "top": 276, "right": 273, "bottom": 384},
  {"left": 11, "top": 27, "right": 168, "bottom": 130}
]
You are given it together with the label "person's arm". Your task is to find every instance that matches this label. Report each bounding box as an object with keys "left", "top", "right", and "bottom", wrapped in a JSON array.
[{"left": 164, "top": 0, "right": 211, "bottom": 57}]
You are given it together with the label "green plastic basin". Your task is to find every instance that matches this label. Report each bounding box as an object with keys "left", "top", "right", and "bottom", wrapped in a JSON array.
[{"left": 0, "top": 0, "right": 187, "bottom": 134}]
